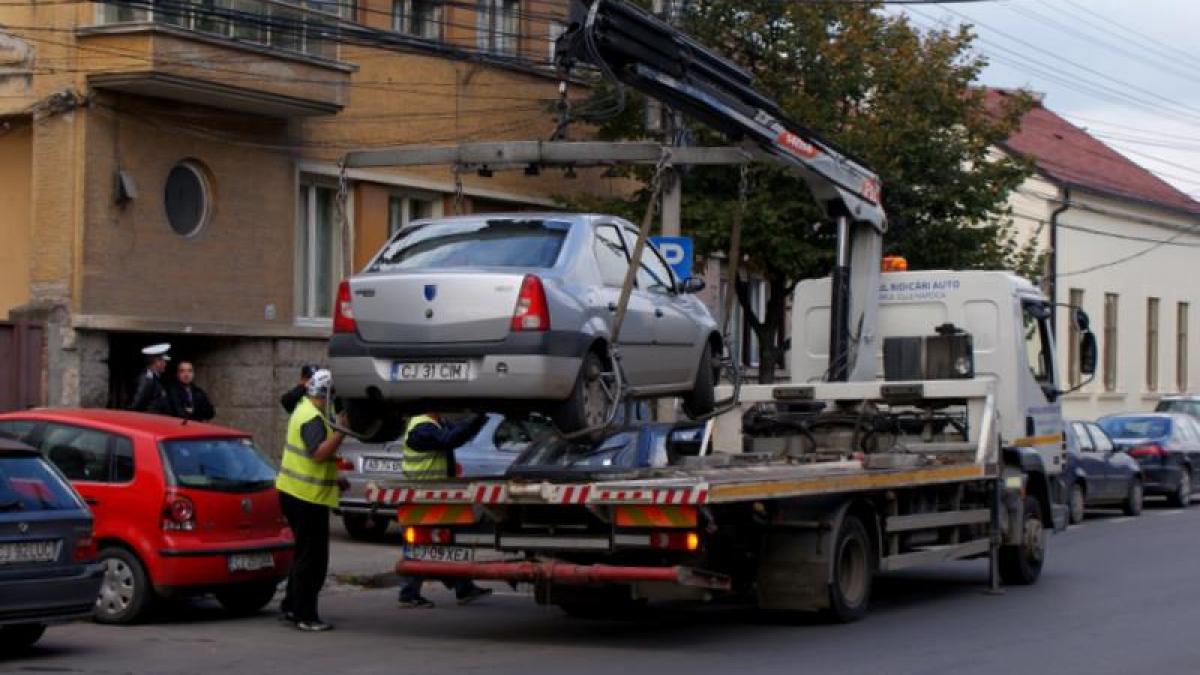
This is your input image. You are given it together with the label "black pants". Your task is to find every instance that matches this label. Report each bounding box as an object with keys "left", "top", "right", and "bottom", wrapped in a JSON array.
[{"left": 279, "top": 491, "right": 330, "bottom": 623}]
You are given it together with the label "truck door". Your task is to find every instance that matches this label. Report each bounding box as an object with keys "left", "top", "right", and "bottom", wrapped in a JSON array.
[{"left": 1019, "top": 299, "right": 1065, "bottom": 473}]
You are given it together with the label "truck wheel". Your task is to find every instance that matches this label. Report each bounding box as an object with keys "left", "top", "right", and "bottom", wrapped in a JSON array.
[
  {"left": 1168, "top": 469, "right": 1191, "bottom": 508},
  {"left": 215, "top": 581, "right": 279, "bottom": 616},
  {"left": 1068, "top": 482, "right": 1085, "bottom": 525},
  {"left": 553, "top": 351, "right": 613, "bottom": 432},
  {"left": 95, "top": 547, "right": 155, "bottom": 624},
  {"left": 343, "top": 513, "right": 390, "bottom": 541},
  {"left": 681, "top": 344, "right": 718, "bottom": 419},
  {"left": 1123, "top": 479, "right": 1144, "bottom": 517},
  {"left": 999, "top": 495, "right": 1045, "bottom": 586},
  {"left": 826, "top": 515, "right": 872, "bottom": 623},
  {"left": 0, "top": 624, "right": 46, "bottom": 653}
]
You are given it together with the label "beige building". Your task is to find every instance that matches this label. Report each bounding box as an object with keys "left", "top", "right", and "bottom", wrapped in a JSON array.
[
  {"left": 992, "top": 90, "right": 1200, "bottom": 420},
  {"left": 0, "top": 0, "right": 623, "bottom": 452}
]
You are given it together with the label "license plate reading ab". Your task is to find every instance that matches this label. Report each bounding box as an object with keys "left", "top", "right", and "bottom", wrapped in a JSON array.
[
  {"left": 0, "top": 540, "right": 60, "bottom": 565},
  {"left": 404, "top": 545, "right": 473, "bottom": 563},
  {"left": 228, "top": 552, "right": 275, "bottom": 573},
  {"left": 392, "top": 362, "right": 469, "bottom": 382}
]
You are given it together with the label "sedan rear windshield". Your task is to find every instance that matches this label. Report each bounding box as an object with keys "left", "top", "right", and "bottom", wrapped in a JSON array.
[
  {"left": 369, "top": 219, "right": 569, "bottom": 272},
  {"left": 161, "top": 438, "right": 276, "bottom": 493},
  {"left": 0, "top": 456, "right": 82, "bottom": 512},
  {"left": 1099, "top": 417, "right": 1171, "bottom": 440}
]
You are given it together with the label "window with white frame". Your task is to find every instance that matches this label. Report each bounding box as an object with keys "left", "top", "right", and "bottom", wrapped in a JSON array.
[
  {"left": 547, "top": 20, "right": 565, "bottom": 61},
  {"left": 1179, "top": 302, "right": 1190, "bottom": 392},
  {"left": 477, "top": 0, "right": 520, "bottom": 55},
  {"left": 1104, "top": 293, "right": 1119, "bottom": 392},
  {"left": 1147, "top": 297, "right": 1161, "bottom": 392},
  {"left": 393, "top": 0, "right": 442, "bottom": 39},
  {"left": 296, "top": 180, "right": 343, "bottom": 322},
  {"left": 387, "top": 193, "right": 442, "bottom": 237}
]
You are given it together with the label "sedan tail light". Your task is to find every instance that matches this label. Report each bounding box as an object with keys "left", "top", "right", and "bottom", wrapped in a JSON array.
[
  {"left": 162, "top": 493, "right": 196, "bottom": 531},
  {"left": 511, "top": 275, "right": 550, "bottom": 332},
  {"left": 336, "top": 456, "right": 355, "bottom": 472},
  {"left": 1129, "top": 443, "right": 1168, "bottom": 459},
  {"left": 333, "top": 280, "right": 357, "bottom": 334},
  {"left": 73, "top": 534, "right": 98, "bottom": 562}
]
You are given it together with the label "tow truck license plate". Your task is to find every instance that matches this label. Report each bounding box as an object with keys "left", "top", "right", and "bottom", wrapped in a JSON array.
[
  {"left": 0, "top": 540, "right": 60, "bottom": 565},
  {"left": 391, "top": 362, "right": 469, "bottom": 382},
  {"left": 228, "top": 552, "right": 275, "bottom": 573},
  {"left": 404, "top": 545, "right": 473, "bottom": 562}
]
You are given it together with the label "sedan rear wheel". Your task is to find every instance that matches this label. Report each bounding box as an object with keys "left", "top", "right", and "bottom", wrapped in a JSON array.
[
  {"left": 681, "top": 344, "right": 718, "bottom": 419},
  {"left": 1169, "top": 470, "right": 1191, "bottom": 508},
  {"left": 95, "top": 547, "right": 154, "bottom": 625}
]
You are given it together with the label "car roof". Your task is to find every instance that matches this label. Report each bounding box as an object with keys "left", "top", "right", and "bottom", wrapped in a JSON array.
[{"left": 0, "top": 408, "right": 251, "bottom": 440}]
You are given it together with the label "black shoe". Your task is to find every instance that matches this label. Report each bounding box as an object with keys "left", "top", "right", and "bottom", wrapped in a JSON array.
[
  {"left": 295, "top": 620, "right": 334, "bottom": 632},
  {"left": 398, "top": 596, "right": 435, "bottom": 609},
  {"left": 456, "top": 587, "right": 493, "bottom": 606}
]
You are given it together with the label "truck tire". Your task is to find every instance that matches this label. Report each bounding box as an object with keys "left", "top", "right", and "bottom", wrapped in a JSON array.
[
  {"left": 343, "top": 513, "right": 390, "bottom": 541},
  {"left": 1123, "top": 479, "right": 1144, "bottom": 517},
  {"left": 681, "top": 344, "right": 717, "bottom": 419},
  {"left": 215, "top": 581, "right": 279, "bottom": 616},
  {"left": 999, "top": 495, "right": 1045, "bottom": 586},
  {"left": 553, "top": 351, "right": 612, "bottom": 432},
  {"left": 826, "top": 514, "right": 872, "bottom": 623},
  {"left": 1168, "top": 469, "right": 1191, "bottom": 508}
]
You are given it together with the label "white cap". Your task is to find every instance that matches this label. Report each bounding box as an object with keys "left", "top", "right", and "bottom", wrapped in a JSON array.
[
  {"left": 306, "top": 369, "right": 333, "bottom": 397},
  {"left": 141, "top": 343, "right": 171, "bottom": 360}
]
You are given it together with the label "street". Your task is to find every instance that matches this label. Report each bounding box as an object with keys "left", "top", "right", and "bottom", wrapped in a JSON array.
[{"left": 5, "top": 503, "right": 1198, "bottom": 675}]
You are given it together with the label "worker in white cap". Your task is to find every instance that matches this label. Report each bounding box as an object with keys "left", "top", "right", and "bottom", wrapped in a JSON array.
[{"left": 129, "top": 342, "right": 171, "bottom": 414}]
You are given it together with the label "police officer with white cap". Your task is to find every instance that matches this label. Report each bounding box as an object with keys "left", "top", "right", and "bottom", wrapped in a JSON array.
[{"left": 129, "top": 343, "right": 171, "bottom": 414}]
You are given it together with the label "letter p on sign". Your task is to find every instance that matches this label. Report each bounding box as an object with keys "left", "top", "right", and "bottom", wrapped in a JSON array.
[{"left": 649, "top": 236, "right": 693, "bottom": 282}]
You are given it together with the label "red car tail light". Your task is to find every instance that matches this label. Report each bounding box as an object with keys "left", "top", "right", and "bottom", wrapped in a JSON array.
[
  {"left": 649, "top": 531, "right": 701, "bottom": 552},
  {"left": 511, "top": 275, "right": 550, "bottom": 332},
  {"left": 403, "top": 526, "right": 453, "bottom": 545},
  {"left": 455, "top": 462, "right": 464, "bottom": 477},
  {"left": 73, "top": 534, "right": 98, "bottom": 562},
  {"left": 162, "top": 493, "right": 196, "bottom": 531},
  {"left": 336, "top": 456, "right": 355, "bottom": 471},
  {"left": 1129, "top": 443, "right": 1168, "bottom": 458},
  {"left": 333, "top": 280, "right": 357, "bottom": 334}
]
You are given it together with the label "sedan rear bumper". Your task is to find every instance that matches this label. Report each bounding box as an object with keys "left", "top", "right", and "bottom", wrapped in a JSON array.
[
  {"left": 0, "top": 563, "right": 103, "bottom": 626},
  {"left": 1140, "top": 465, "right": 1183, "bottom": 495},
  {"left": 330, "top": 353, "right": 581, "bottom": 401}
]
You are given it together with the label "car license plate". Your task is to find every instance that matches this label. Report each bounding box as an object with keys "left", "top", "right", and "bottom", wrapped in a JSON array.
[
  {"left": 403, "top": 545, "right": 473, "bottom": 563},
  {"left": 228, "top": 552, "right": 275, "bottom": 573},
  {"left": 362, "top": 457, "right": 405, "bottom": 473},
  {"left": 391, "top": 361, "right": 470, "bottom": 382},
  {"left": 0, "top": 540, "right": 60, "bottom": 565}
]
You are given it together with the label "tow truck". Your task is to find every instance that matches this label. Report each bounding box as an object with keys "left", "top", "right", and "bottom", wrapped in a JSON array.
[{"left": 342, "top": 0, "right": 1099, "bottom": 620}]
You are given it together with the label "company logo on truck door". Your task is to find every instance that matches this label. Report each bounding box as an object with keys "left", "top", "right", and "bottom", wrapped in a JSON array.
[
  {"left": 776, "top": 130, "right": 820, "bottom": 159},
  {"left": 878, "top": 279, "right": 961, "bottom": 302}
]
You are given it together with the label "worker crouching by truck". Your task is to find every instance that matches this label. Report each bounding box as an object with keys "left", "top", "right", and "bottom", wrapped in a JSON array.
[{"left": 398, "top": 412, "right": 493, "bottom": 609}]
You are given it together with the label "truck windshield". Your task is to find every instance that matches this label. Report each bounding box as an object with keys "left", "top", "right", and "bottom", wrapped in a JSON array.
[
  {"left": 160, "top": 437, "right": 277, "bottom": 493},
  {"left": 1099, "top": 417, "right": 1171, "bottom": 440},
  {"left": 370, "top": 219, "right": 570, "bottom": 272}
]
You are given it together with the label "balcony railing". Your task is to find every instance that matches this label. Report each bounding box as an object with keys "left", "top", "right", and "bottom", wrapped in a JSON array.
[{"left": 96, "top": 0, "right": 346, "bottom": 61}]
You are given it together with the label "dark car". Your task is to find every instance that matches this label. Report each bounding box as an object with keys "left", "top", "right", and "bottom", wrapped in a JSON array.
[
  {"left": 1062, "top": 420, "right": 1143, "bottom": 523},
  {"left": 1156, "top": 395, "right": 1200, "bottom": 419},
  {"left": 0, "top": 438, "right": 103, "bottom": 653},
  {"left": 1098, "top": 412, "right": 1200, "bottom": 507},
  {"left": 506, "top": 421, "right": 709, "bottom": 479}
]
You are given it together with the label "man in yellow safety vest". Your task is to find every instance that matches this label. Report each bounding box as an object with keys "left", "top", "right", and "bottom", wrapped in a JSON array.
[
  {"left": 398, "top": 412, "right": 492, "bottom": 609},
  {"left": 276, "top": 368, "right": 347, "bottom": 632}
]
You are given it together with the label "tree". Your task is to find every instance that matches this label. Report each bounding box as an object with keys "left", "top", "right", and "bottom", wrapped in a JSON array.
[{"left": 564, "top": 2, "right": 1037, "bottom": 383}]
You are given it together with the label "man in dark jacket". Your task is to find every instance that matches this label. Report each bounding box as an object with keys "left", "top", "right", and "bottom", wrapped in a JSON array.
[
  {"left": 129, "top": 343, "right": 171, "bottom": 414},
  {"left": 166, "top": 360, "right": 216, "bottom": 422},
  {"left": 281, "top": 365, "right": 317, "bottom": 414}
]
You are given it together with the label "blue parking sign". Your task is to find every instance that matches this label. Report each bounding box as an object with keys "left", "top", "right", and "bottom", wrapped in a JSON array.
[{"left": 650, "top": 235, "right": 693, "bottom": 281}]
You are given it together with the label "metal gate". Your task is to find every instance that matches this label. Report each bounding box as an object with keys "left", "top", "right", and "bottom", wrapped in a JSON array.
[{"left": 0, "top": 320, "right": 44, "bottom": 412}]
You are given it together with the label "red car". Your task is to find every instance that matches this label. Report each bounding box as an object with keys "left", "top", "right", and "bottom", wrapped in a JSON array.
[{"left": 0, "top": 410, "right": 293, "bottom": 624}]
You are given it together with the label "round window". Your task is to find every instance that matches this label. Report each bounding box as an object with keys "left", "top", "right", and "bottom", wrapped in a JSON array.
[{"left": 163, "top": 161, "right": 211, "bottom": 237}]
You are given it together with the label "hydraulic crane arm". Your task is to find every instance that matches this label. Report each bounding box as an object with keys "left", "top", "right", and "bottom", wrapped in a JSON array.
[{"left": 555, "top": 0, "right": 886, "bottom": 381}]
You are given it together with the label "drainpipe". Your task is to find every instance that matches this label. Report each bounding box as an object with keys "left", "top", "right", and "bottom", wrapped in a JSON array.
[{"left": 1048, "top": 185, "right": 1072, "bottom": 335}]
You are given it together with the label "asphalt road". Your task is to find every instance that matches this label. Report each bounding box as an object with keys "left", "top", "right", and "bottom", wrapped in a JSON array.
[{"left": 5, "top": 502, "right": 1199, "bottom": 675}]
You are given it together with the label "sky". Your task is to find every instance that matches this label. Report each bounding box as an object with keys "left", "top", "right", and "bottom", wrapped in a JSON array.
[{"left": 892, "top": 0, "right": 1200, "bottom": 199}]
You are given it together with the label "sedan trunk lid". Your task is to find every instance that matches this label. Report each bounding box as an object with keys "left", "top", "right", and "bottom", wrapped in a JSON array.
[{"left": 351, "top": 272, "right": 528, "bottom": 343}]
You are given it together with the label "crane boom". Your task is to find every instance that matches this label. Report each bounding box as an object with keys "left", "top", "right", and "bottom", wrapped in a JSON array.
[{"left": 555, "top": 0, "right": 886, "bottom": 381}]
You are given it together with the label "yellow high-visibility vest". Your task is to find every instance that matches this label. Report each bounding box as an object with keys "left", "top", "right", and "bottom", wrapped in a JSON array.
[
  {"left": 402, "top": 415, "right": 449, "bottom": 481},
  {"left": 275, "top": 397, "right": 339, "bottom": 508}
]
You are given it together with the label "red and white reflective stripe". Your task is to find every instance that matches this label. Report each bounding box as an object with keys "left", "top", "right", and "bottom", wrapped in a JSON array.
[
  {"left": 593, "top": 488, "right": 655, "bottom": 504},
  {"left": 472, "top": 483, "right": 508, "bottom": 504},
  {"left": 413, "top": 488, "right": 472, "bottom": 502},
  {"left": 364, "top": 487, "right": 416, "bottom": 505},
  {"left": 652, "top": 486, "right": 709, "bottom": 505},
  {"left": 549, "top": 484, "right": 592, "bottom": 504}
]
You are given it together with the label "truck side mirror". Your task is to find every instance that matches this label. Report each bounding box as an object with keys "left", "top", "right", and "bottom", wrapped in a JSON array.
[
  {"left": 680, "top": 276, "right": 706, "bottom": 294},
  {"left": 1079, "top": 330, "right": 1098, "bottom": 376}
]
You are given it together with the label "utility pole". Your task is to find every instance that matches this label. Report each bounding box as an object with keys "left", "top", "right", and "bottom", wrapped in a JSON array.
[{"left": 652, "top": 0, "right": 682, "bottom": 240}]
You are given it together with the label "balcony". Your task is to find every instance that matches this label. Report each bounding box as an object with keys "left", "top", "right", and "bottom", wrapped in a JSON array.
[{"left": 77, "top": 0, "right": 354, "bottom": 116}]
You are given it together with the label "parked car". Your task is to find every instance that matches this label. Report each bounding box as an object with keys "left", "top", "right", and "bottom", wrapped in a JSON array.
[
  {"left": 506, "top": 421, "right": 710, "bottom": 479},
  {"left": 0, "top": 438, "right": 104, "bottom": 653},
  {"left": 329, "top": 214, "right": 722, "bottom": 438},
  {"left": 0, "top": 410, "right": 293, "bottom": 624},
  {"left": 337, "top": 413, "right": 553, "bottom": 540},
  {"left": 1062, "top": 420, "right": 1143, "bottom": 523},
  {"left": 1097, "top": 412, "right": 1200, "bottom": 507},
  {"left": 1156, "top": 394, "right": 1200, "bottom": 419}
]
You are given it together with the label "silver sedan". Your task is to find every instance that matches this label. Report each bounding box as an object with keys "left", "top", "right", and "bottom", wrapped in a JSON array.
[{"left": 330, "top": 213, "right": 721, "bottom": 437}]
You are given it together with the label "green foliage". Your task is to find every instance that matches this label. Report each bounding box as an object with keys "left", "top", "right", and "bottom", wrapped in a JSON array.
[{"left": 562, "top": 1, "right": 1038, "bottom": 380}]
